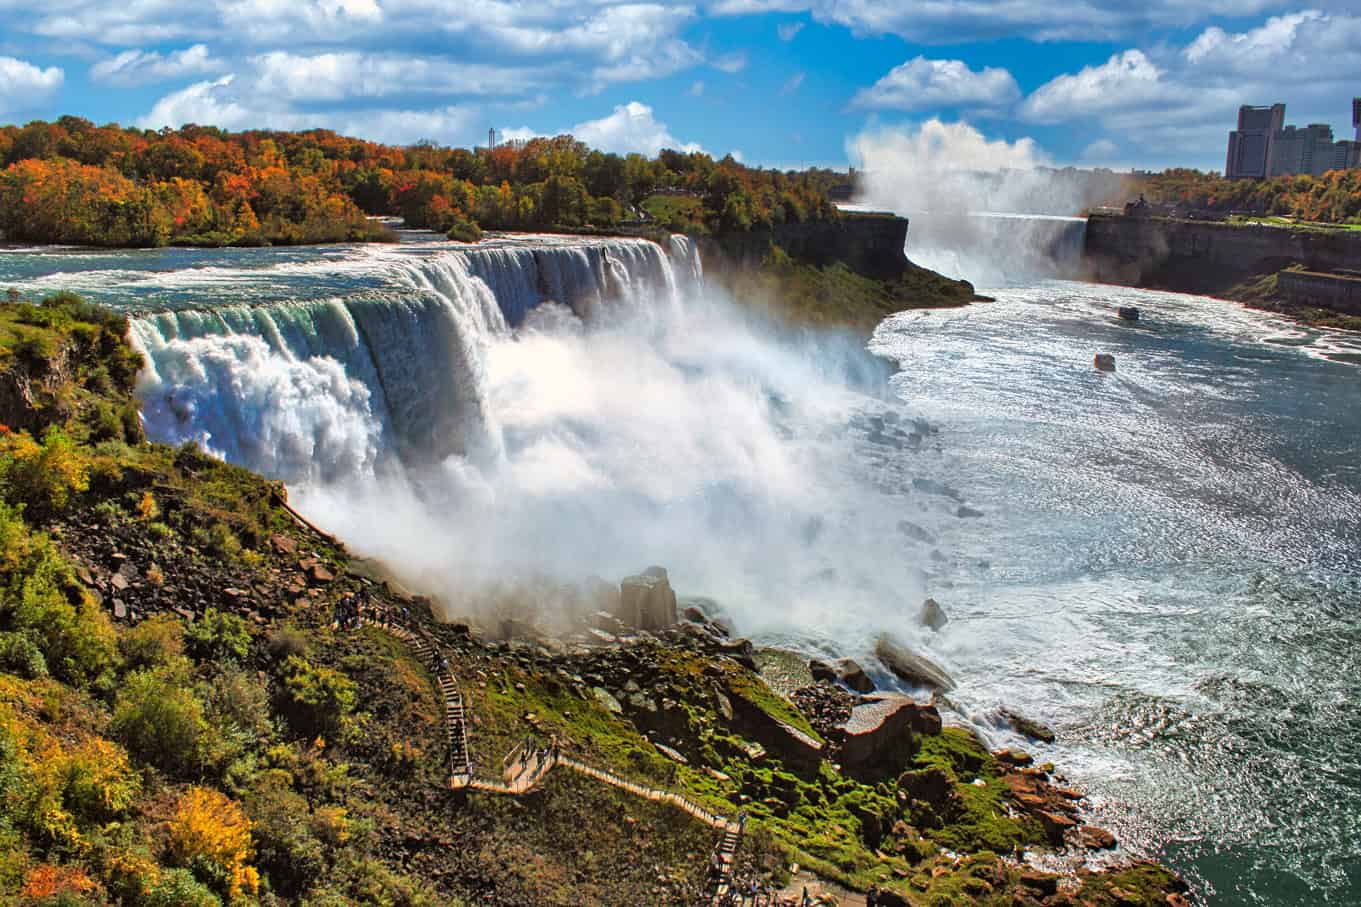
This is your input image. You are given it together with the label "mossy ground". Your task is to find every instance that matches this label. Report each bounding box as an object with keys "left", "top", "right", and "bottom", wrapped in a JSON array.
[{"left": 713, "top": 244, "right": 977, "bottom": 333}]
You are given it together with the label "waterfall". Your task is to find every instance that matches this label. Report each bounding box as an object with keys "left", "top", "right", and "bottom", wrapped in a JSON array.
[
  {"left": 904, "top": 212, "right": 1088, "bottom": 288},
  {"left": 130, "top": 237, "right": 687, "bottom": 485}
]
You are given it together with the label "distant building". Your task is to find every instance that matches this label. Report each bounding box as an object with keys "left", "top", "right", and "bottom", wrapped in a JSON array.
[
  {"left": 1226, "top": 101, "right": 1361, "bottom": 179},
  {"left": 1226, "top": 104, "right": 1284, "bottom": 179}
]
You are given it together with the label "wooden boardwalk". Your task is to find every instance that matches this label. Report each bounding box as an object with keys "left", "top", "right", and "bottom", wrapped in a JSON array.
[{"left": 355, "top": 607, "right": 743, "bottom": 902}]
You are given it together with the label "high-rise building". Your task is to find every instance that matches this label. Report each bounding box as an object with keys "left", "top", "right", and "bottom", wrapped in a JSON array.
[
  {"left": 1226, "top": 102, "right": 1361, "bottom": 178},
  {"left": 1226, "top": 104, "right": 1284, "bottom": 179}
]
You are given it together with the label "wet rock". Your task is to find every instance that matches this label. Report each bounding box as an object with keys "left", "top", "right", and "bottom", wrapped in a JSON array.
[
  {"left": 1020, "top": 871, "right": 1058, "bottom": 895},
  {"left": 1002, "top": 708, "right": 1056, "bottom": 743},
  {"left": 897, "top": 766, "right": 954, "bottom": 806},
  {"left": 896, "top": 520, "right": 936, "bottom": 545},
  {"left": 994, "top": 749, "right": 1033, "bottom": 767},
  {"left": 808, "top": 658, "right": 836, "bottom": 683},
  {"left": 956, "top": 505, "right": 984, "bottom": 519},
  {"left": 726, "top": 683, "right": 824, "bottom": 766},
  {"left": 920, "top": 598, "right": 948, "bottom": 632},
  {"left": 1078, "top": 825, "right": 1117, "bottom": 850},
  {"left": 1117, "top": 306, "right": 1140, "bottom": 322},
  {"left": 616, "top": 570, "right": 678, "bottom": 631},
  {"left": 838, "top": 693, "right": 942, "bottom": 772},
  {"left": 1037, "top": 809, "right": 1079, "bottom": 844},
  {"left": 874, "top": 634, "right": 955, "bottom": 692},
  {"left": 716, "top": 637, "right": 757, "bottom": 671},
  {"left": 834, "top": 658, "right": 875, "bottom": 693},
  {"left": 1094, "top": 353, "right": 1116, "bottom": 372},
  {"left": 790, "top": 683, "right": 855, "bottom": 737}
]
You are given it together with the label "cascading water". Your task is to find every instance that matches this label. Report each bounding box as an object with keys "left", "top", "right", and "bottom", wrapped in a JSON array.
[
  {"left": 904, "top": 212, "right": 1088, "bottom": 286},
  {"left": 128, "top": 236, "right": 695, "bottom": 484}
]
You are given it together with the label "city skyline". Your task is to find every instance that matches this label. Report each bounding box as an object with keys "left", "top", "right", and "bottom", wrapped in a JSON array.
[{"left": 2, "top": 3, "right": 1361, "bottom": 172}]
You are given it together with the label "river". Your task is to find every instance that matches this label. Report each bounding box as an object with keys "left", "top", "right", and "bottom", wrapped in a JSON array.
[{"left": 1, "top": 225, "right": 1358, "bottom": 905}]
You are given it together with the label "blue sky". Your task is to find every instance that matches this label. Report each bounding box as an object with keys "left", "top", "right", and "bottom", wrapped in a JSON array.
[{"left": 1, "top": 1, "right": 1359, "bottom": 172}]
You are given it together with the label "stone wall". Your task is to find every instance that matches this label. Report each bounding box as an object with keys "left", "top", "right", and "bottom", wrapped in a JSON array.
[{"left": 1277, "top": 270, "right": 1361, "bottom": 314}]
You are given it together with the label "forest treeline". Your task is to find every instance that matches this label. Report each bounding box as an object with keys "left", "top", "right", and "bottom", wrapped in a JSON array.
[
  {"left": 0, "top": 117, "right": 841, "bottom": 248},
  {"left": 1138, "top": 167, "right": 1361, "bottom": 223}
]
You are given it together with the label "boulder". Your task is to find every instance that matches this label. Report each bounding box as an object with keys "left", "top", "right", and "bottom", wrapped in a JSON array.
[
  {"left": 726, "top": 684, "right": 824, "bottom": 767},
  {"left": 615, "top": 570, "right": 678, "bottom": 631},
  {"left": 874, "top": 634, "right": 956, "bottom": 692},
  {"left": 956, "top": 506, "right": 984, "bottom": 518},
  {"left": 834, "top": 658, "right": 875, "bottom": 693},
  {"left": 837, "top": 693, "right": 942, "bottom": 771},
  {"left": 1078, "top": 825, "right": 1117, "bottom": 850},
  {"left": 896, "top": 520, "right": 936, "bottom": 545},
  {"left": 1094, "top": 353, "right": 1116, "bottom": 372},
  {"left": 920, "top": 598, "right": 948, "bottom": 632},
  {"left": 808, "top": 658, "right": 837, "bottom": 683},
  {"left": 1117, "top": 306, "right": 1140, "bottom": 322},
  {"left": 1002, "top": 708, "right": 1056, "bottom": 743}
]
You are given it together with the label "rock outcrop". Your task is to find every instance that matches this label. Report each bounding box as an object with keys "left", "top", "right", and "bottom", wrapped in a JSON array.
[
  {"left": 1094, "top": 353, "right": 1116, "bottom": 372},
  {"left": 920, "top": 598, "right": 948, "bottom": 632},
  {"left": 615, "top": 567, "right": 678, "bottom": 631},
  {"left": 874, "top": 634, "right": 955, "bottom": 692},
  {"left": 837, "top": 693, "right": 941, "bottom": 772}
]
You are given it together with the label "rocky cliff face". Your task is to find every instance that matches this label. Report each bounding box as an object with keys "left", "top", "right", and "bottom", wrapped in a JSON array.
[
  {"left": 703, "top": 212, "right": 912, "bottom": 281},
  {"left": 1083, "top": 212, "right": 1361, "bottom": 294}
]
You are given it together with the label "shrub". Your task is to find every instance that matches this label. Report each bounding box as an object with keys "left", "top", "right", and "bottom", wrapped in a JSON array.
[
  {"left": 141, "top": 868, "right": 222, "bottom": 907},
  {"left": 0, "top": 429, "right": 90, "bottom": 516},
  {"left": 265, "top": 626, "right": 308, "bottom": 662},
  {"left": 166, "top": 787, "right": 259, "bottom": 900},
  {"left": 111, "top": 666, "right": 209, "bottom": 775},
  {"left": 59, "top": 737, "right": 140, "bottom": 823},
  {"left": 446, "top": 217, "right": 482, "bottom": 243},
  {"left": 0, "top": 631, "right": 49, "bottom": 678},
  {"left": 117, "top": 614, "right": 183, "bottom": 670},
  {"left": 184, "top": 609, "right": 252, "bottom": 663},
  {"left": 280, "top": 656, "right": 356, "bottom": 739},
  {"left": 0, "top": 503, "right": 118, "bottom": 687},
  {"left": 242, "top": 770, "right": 324, "bottom": 898}
]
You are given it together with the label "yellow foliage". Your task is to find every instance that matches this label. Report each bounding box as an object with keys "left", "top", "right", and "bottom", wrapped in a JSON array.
[
  {"left": 311, "top": 804, "right": 351, "bottom": 846},
  {"left": 168, "top": 786, "right": 260, "bottom": 899},
  {"left": 137, "top": 490, "right": 159, "bottom": 520},
  {"left": 1, "top": 429, "right": 90, "bottom": 514}
]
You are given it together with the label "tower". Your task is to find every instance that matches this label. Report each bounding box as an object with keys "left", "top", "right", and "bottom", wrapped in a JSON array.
[
  {"left": 488, "top": 127, "right": 497, "bottom": 151},
  {"left": 1353, "top": 98, "right": 1360, "bottom": 143},
  {"left": 1226, "top": 103, "right": 1285, "bottom": 179}
]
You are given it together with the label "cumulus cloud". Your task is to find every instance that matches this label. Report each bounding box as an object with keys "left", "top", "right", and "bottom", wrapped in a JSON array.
[
  {"left": 1081, "top": 138, "right": 1120, "bottom": 161},
  {"left": 707, "top": 0, "right": 1297, "bottom": 43},
  {"left": 853, "top": 57, "right": 1020, "bottom": 112},
  {"left": 137, "top": 74, "right": 479, "bottom": 144},
  {"left": 91, "top": 44, "right": 224, "bottom": 85},
  {"left": 777, "top": 21, "right": 804, "bottom": 40},
  {"left": 247, "top": 51, "right": 543, "bottom": 101},
  {"left": 503, "top": 101, "right": 705, "bottom": 156},
  {"left": 0, "top": 56, "right": 64, "bottom": 115},
  {"left": 1018, "top": 11, "right": 1361, "bottom": 157}
]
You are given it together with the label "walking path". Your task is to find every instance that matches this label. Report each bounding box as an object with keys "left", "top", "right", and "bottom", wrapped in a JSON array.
[{"left": 351, "top": 606, "right": 744, "bottom": 903}]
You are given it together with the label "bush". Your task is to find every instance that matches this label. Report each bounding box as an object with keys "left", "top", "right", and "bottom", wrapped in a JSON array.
[
  {"left": 0, "top": 631, "right": 49, "bottom": 678},
  {"left": 184, "top": 609, "right": 252, "bottom": 663},
  {"left": 445, "top": 217, "right": 482, "bottom": 243},
  {"left": 118, "top": 614, "right": 184, "bottom": 670},
  {"left": 111, "top": 666, "right": 209, "bottom": 775},
  {"left": 0, "top": 503, "right": 118, "bottom": 687},
  {"left": 140, "top": 868, "right": 222, "bottom": 907},
  {"left": 280, "top": 656, "right": 356, "bottom": 739},
  {"left": 265, "top": 626, "right": 308, "bottom": 662},
  {"left": 0, "top": 429, "right": 90, "bottom": 517},
  {"left": 59, "top": 737, "right": 140, "bottom": 823},
  {"left": 166, "top": 787, "right": 259, "bottom": 900}
]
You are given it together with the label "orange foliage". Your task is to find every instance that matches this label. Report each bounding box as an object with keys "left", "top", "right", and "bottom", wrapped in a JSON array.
[{"left": 20, "top": 864, "right": 99, "bottom": 898}]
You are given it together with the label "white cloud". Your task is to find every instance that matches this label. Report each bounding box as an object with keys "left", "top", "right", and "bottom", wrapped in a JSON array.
[
  {"left": 711, "top": 51, "right": 748, "bottom": 73},
  {"left": 1018, "top": 11, "right": 1361, "bottom": 160},
  {"left": 0, "top": 56, "right": 64, "bottom": 114},
  {"left": 779, "top": 71, "right": 805, "bottom": 95},
  {"left": 1020, "top": 50, "right": 1169, "bottom": 124},
  {"left": 137, "top": 74, "right": 479, "bottom": 144},
  {"left": 504, "top": 101, "right": 705, "bottom": 156},
  {"left": 853, "top": 56, "right": 1020, "bottom": 112},
  {"left": 1081, "top": 138, "right": 1120, "bottom": 161},
  {"left": 91, "top": 44, "right": 224, "bottom": 85},
  {"left": 248, "top": 51, "right": 542, "bottom": 101},
  {"left": 777, "top": 21, "right": 804, "bottom": 40},
  {"left": 707, "top": 0, "right": 1298, "bottom": 43}
]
